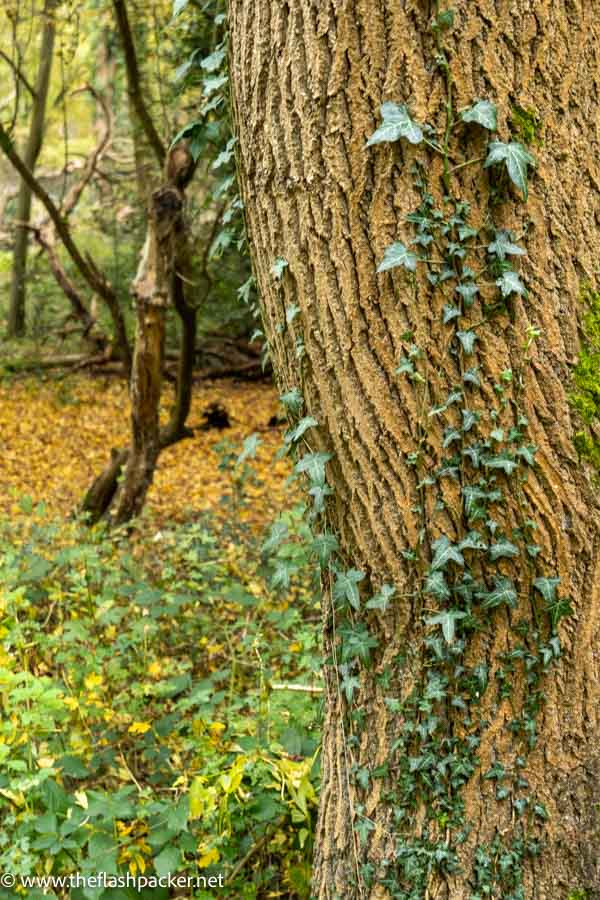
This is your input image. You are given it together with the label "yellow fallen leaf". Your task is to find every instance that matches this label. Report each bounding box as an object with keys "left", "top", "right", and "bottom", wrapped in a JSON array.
[{"left": 128, "top": 721, "right": 152, "bottom": 735}]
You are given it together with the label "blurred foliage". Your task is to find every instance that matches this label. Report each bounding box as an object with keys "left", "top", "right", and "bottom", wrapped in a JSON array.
[{"left": 0, "top": 472, "right": 321, "bottom": 898}]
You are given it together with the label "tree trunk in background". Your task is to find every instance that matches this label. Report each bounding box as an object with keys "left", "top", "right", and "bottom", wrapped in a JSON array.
[
  {"left": 229, "top": 2, "right": 600, "bottom": 898},
  {"left": 7, "top": 0, "right": 57, "bottom": 337}
]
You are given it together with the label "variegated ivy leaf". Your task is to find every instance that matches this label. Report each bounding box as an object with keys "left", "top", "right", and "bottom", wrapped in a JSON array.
[
  {"left": 333, "top": 568, "right": 366, "bottom": 610},
  {"left": 295, "top": 451, "right": 332, "bottom": 485},
  {"left": 462, "top": 408, "right": 479, "bottom": 432},
  {"left": 483, "top": 452, "right": 519, "bottom": 475},
  {"left": 463, "top": 367, "right": 481, "bottom": 387},
  {"left": 443, "top": 305, "right": 462, "bottom": 324},
  {"left": 484, "top": 140, "right": 536, "bottom": 199},
  {"left": 271, "top": 256, "right": 288, "bottom": 279},
  {"left": 396, "top": 356, "right": 415, "bottom": 376},
  {"left": 377, "top": 241, "right": 418, "bottom": 274},
  {"left": 280, "top": 387, "right": 304, "bottom": 415},
  {"left": 460, "top": 99, "right": 498, "bottom": 131},
  {"left": 455, "top": 283, "right": 479, "bottom": 305},
  {"left": 532, "top": 577, "right": 561, "bottom": 604},
  {"left": 311, "top": 532, "right": 339, "bottom": 566},
  {"left": 366, "top": 102, "right": 424, "bottom": 146},
  {"left": 459, "top": 531, "right": 488, "bottom": 552}
]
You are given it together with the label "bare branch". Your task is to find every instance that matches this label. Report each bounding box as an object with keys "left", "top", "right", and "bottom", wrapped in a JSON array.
[
  {"left": 111, "top": 0, "right": 166, "bottom": 167},
  {"left": 0, "top": 48, "right": 37, "bottom": 99}
]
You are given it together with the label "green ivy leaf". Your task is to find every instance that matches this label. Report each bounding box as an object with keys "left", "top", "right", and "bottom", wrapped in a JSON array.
[
  {"left": 487, "top": 229, "right": 526, "bottom": 261},
  {"left": 484, "top": 140, "right": 536, "bottom": 199},
  {"left": 477, "top": 577, "right": 518, "bottom": 609},
  {"left": 483, "top": 452, "right": 519, "bottom": 475},
  {"left": 426, "top": 610, "right": 467, "bottom": 644},
  {"left": 396, "top": 356, "right": 415, "bottom": 376},
  {"left": 284, "top": 416, "right": 318, "bottom": 445},
  {"left": 462, "top": 408, "right": 479, "bottom": 432},
  {"left": 424, "top": 570, "right": 451, "bottom": 600},
  {"left": 271, "top": 257, "right": 288, "bottom": 280},
  {"left": 443, "top": 305, "right": 462, "bottom": 324},
  {"left": 458, "top": 531, "right": 487, "bottom": 552},
  {"left": 333, "top": 568, "right": 366, "bottom": 610},
  {"left": 463, "top": 367, "right": 481, "bottom": 387},
  {"left": 456, "top": 330, "right": 478, "bottom": 355},
  {"left": 443, "top": 427, "right": 462, "bottom": 448},
  {"left": 532, "top": 577, "right": 561, "bottom": 605},
  {"left": 367, "top": 102, "right": 424, "bottom": 146},
  {"left": 455, "top": 283, "right": 479, "bottom": 306},
  {"left": 311, "top": 532, "right": 339, "bottom": 566},
  {"left": 496, "top": 270, "right": 527, "bottom": 298},
  {"left": 339, "top": 624, "right": 379, "bottom": 664},
  {"left": 262, "top": 520, "right": 289, "bottom": 555},
  {"left": 516, "top": 445, "right": 537, "bottom": 465},
  {"left": 489, "top": 540, "right": 519, "bottom": 561},
  {"left": 460, "top": 100, "right": 497, "bottom": 131},
  {"left": 377, "top": 241, "right": 418, "bottom": 274},
  {"left": 308, "top": 482, "right": 333, "bottom": 513},
  {"left": 237, "top": 433, "right": 261, "bottom": 465},
  {"left": 431, "top": 535, "right": 465, "bottom": 571},
  {"left": 295, "top": 451, "right": 332, "bottom": 485},
  {"left": 366, "top": 584, "right": 396, "bottom": 612},
  {"left": 280, "top": 387, "right": 304, "bottom": 415}
]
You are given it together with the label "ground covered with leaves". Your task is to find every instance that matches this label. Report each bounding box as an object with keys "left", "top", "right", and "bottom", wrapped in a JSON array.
[{"left": 0, "top": 375, "right": 322, "bottom": 899}]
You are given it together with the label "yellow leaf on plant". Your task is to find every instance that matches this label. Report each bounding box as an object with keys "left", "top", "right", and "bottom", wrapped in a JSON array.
[
  {"left": 197, "top": 846, "right": 220, "bottom": 868},
  {"left": 147, "top": 661, "right": 162, "bottom": 678},
  {"left": 128, "top": 721, "right": 152, "bottom": 735},
  {"left": 64, "top": 696, "right": 79, "bottom": 710},
  {"left": 84, "top": 672, "right": 104, "bottom": 691},
  {"left": 208, "top": 722, "right": 225, "bottom": 738},
  {"left": 37, "top": 757, "right": 55, "bottom": 769},
  {"left": 288, "top": 642, "right": 302, "bottom": 652}
]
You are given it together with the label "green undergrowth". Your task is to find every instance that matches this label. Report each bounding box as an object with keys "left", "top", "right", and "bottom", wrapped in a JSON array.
[
  {"left": 0, "top": 487, "right": 321, "bottom": 898},
  {"left": 570, "top": 286, "right": 600, "bottom": 471}
]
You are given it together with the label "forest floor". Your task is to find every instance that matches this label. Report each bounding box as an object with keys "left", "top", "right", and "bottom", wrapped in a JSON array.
[
  {"left": 0, "top": 374, "right": 296, "bottom": 531},
  {"left": 0, "top": 373, "right": 320, "bottom": 899}
]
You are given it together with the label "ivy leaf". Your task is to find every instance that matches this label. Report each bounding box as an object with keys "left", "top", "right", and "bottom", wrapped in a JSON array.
[
  {"left": 271, "top": 558, "right": 298, "bottom": 590},
  {"left": 280, "top": 388, "right": 304, "bottom": 415},
  {"left": 333, "top": 568, "right": 366, "bottom": 610},
  {"left": 459, "top": 531, "right": 488, "bottom": 552},
  {"left": 429, "top": 389, "right": 463, "bottom": 417},
  {"left": 172, "top": 0, "right": 190, "bottom": 16},
  {"left": 286, "top": 303, "right": 301, "bottom": 324},
  {"left": 463, "top": 367, "right": 481, "bottom": 387},
  {"left": 487, "top": 230, "right": 526, "bottom": 261},
  {"left": 284, "top": 416, "right": 318, "bottom": 445},
  {"left": 200, "top": 47, "right": 226, "bottom": 72},
  {"left": 341, "top": 674, "right": 361, "bottom": 703},
  {"left": 462, "top": 408, "right": 479, "bottom": 432},
  {"left": 271, "top": 257, "right": 288, "bottom": 279},
  {"left": 455, "top": 283, "right": 479, "bottom": 305},
  {"left": 463, "top": 445, "right": 483, "bottom": 468},
  {"left": 426, "top": 610, "right": 467, "bottom": 644},
  {"left": 489, "top": 540, "right": 519, "bottom": 561},
  {"left": 458, "top": 225, "right": 479, "bottom": 241},
  {"left": 396, "top": 356, "right": 415, "bottom": 376},
  {"left": 295, "top": 452, "right": 332, "bottom": 486},
  {"left": 532, "top": 577, "right": 561, "bottom": 605},
  {"left": 483, "top": 452, "right": 519, "bottom": 475},
  {"left": 431, "top": 535, "right": 465, "bottom": 571},
  {"left": 516, "top": 445, "right": 537, "bottom": 465},
  {"left": 443, "top": 305, "right": 462, "bottom": 324},
  {"left": 424, "top": 570, "right": 450, "bottom": 600},
  {"left": 366, "top": 102, "right": 424, "bottom": 146},
  {"left": 308, "top": 483, "right": 333, "bottom": 513},
  {"left": 377, "top": 242, "right": 418, "bottom": 274},
  {"left": 366, "top": 584, "right": 396, "bottom": 612},
  {"left": 476, "top": 577, "right": 518, "bottom": 609},
  {"left": 496, "top": 270, "right": 526, "bottom": 298},
  {"left": 311, "top": 532, "right": 339, "bottom": 566},
  {"left": 460, "top": 100, "right": 497, "bottom": 131},
  {"left": 339, "top": 624, "right": 379, "bottom": 664},
  {"left": 237, "top": 433, "right": 261, "bottom": 465},
  {"left": 484, "top": 140, "right": 536, "bottom": 199},
  {"left": 443, "top": 427, "right": 462, "bottom": 448},
  {"left": 456, "top": 330, "right": 478, "bottom": 355},
  {"left": 262, "top": 520, "right": 289, "bottom": 555}
]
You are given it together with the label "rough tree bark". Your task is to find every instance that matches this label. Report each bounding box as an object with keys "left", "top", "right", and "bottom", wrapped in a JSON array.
[
  {"left": 7, "top": 0, "right": 57, "bottom": 337},
  {"left": 229, "top": 2, "right": 600, "bottom": 898}
]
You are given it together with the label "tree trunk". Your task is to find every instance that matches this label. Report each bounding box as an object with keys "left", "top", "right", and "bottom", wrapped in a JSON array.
[
  {"left": 7, "top": 0, "right": 57, "bottom": 337},
  {"left": 229, "top": 3, "right": 600, "bottom": 898}
]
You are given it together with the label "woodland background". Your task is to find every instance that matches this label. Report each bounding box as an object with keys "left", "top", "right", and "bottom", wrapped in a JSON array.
[{"left": 0, "top": 1, "right": 320, "bottom": 897}]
